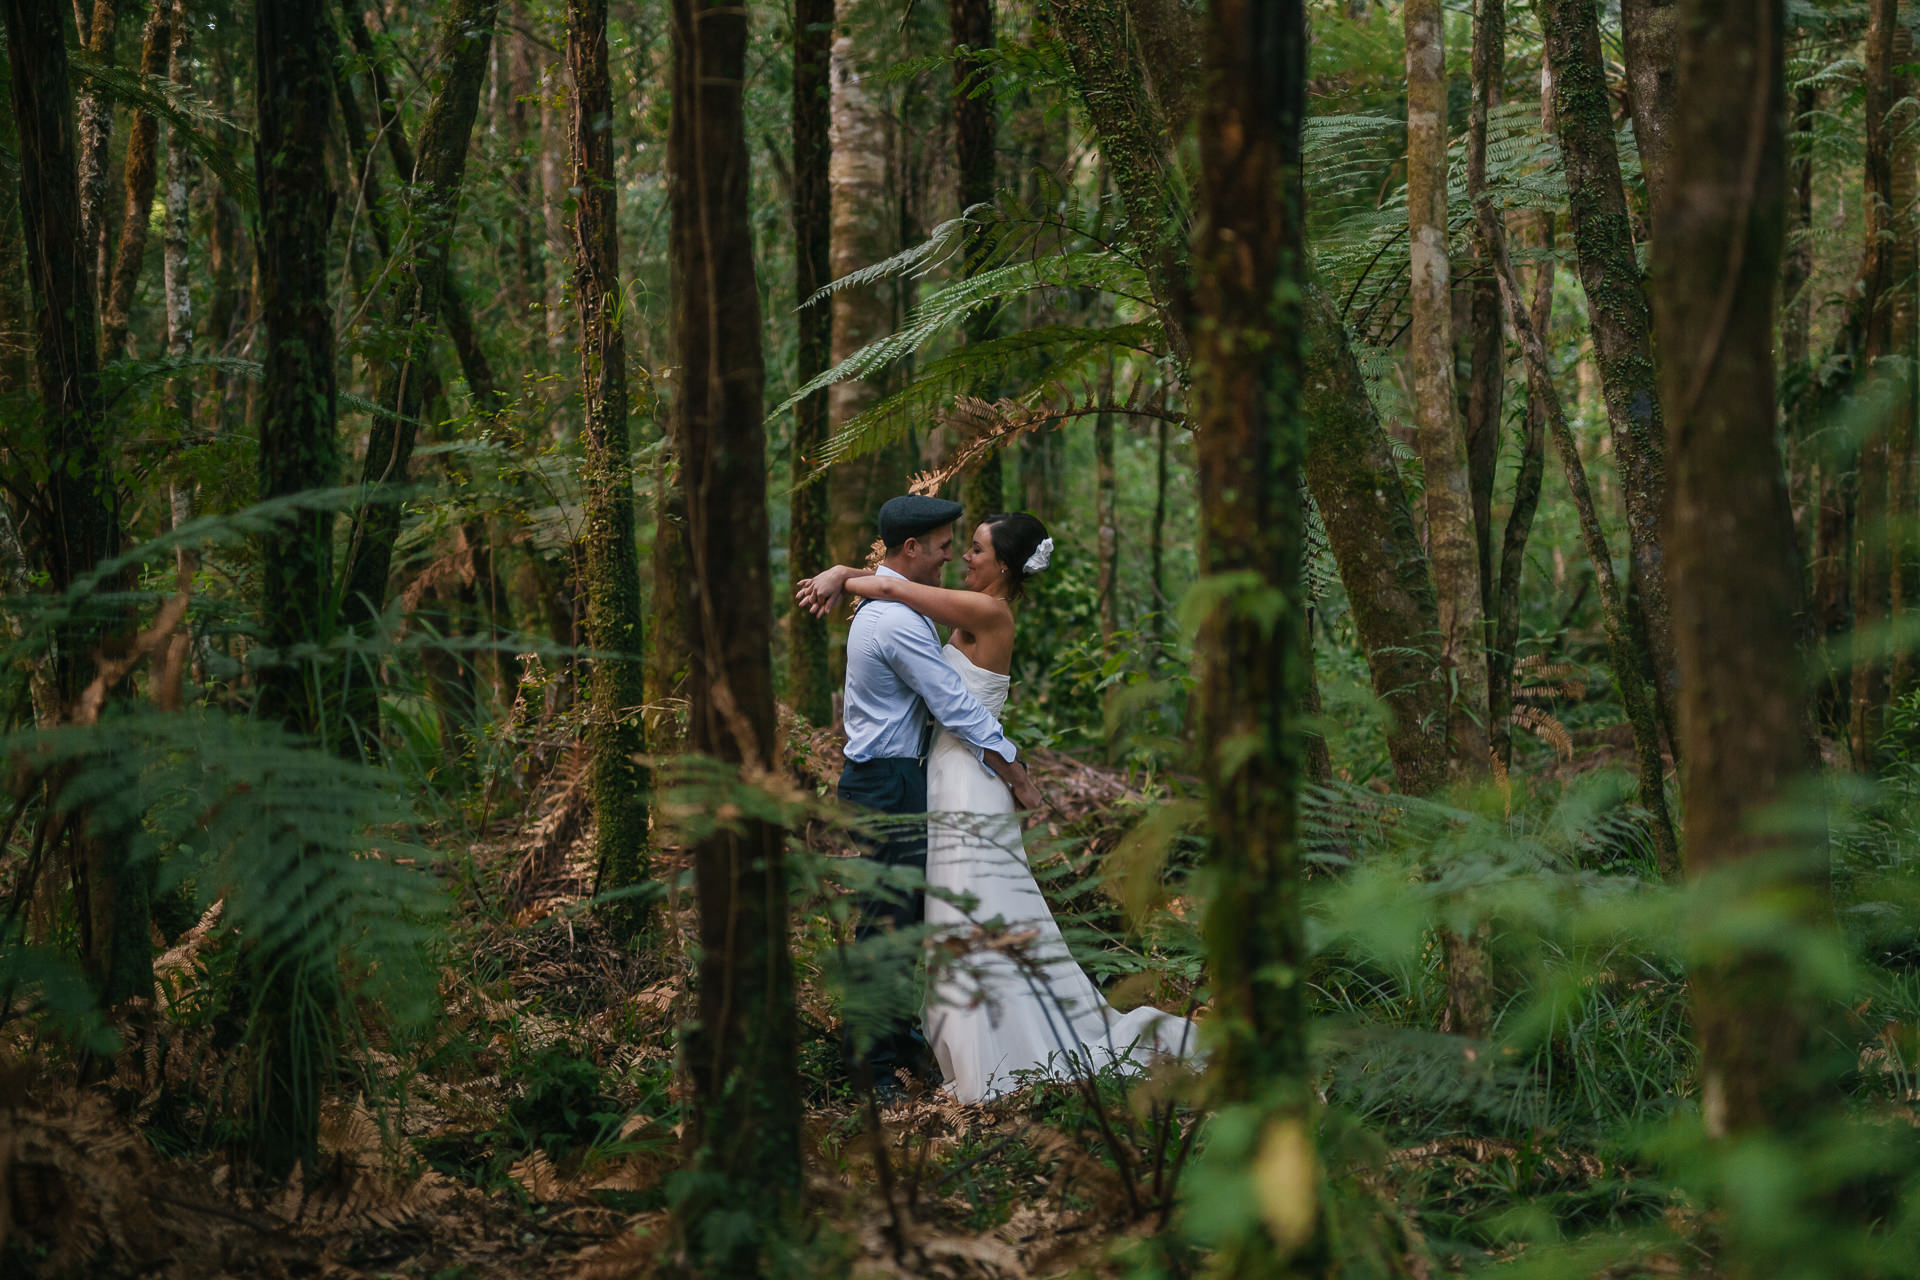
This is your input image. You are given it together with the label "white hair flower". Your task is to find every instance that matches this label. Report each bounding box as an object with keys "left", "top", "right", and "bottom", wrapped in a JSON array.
[{"left": 1022, "top": 536, "right": 1054, "bottom": 575}]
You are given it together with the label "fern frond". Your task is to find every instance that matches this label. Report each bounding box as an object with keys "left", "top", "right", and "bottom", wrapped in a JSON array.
[
  {"left": 806, "top": 322, "right": 1163, "bottom": 477},
  {"left": 69, "top": 52, "right": 254, "bottom": 203}
]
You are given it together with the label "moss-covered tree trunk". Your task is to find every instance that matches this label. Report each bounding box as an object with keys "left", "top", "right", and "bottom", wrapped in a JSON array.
[
  {"left": 1850, "top": 0, "right": 1915, "bottom": 762},
  {"left": 1492, "top": 211, "right": 1551, "bottom": 768},
  {"left": 1542, "top": 0, "right": 1679, "bottom": 757},
  {"left": 1471, "top": 178, "right": 1681, "bottom": 876},
  {"left": 567, "top": 0, "right": 651, "bottom": 943},
  {"left": 1406, "top": 0, "right": 1490, "bottom": 779},
  {"left": 162, "top": 0, "right": 194, "bottom": 595},
  {"left": 669, "top": 0, "right": 800, "bottom": 1266},
  {"left": 250, "top": 0, "right": 340, "bottom": 1178},
  {"left": 1046, "top": 0, "right": 1453, "bottom": 797},
  {"left": 786, "top": 0, "right": 833, "bottom": 726},
  {"left": 99, "top": 0, "right": 166, "bottom": 358},
  {"left": 336, "top": 0, "right": 500, "bottom": 750},
  {"left": 5, "top": 0, "right": 147, "bottom": 1011},
  {"left": 1193, "top": 0, "right": 1323, "bottom": 1271},
  {"left": 74, "top": 0, "right": 118, "bottom": 318},
  {"left": 1463, "top": 0, "right": 1505, "bottom": 633},
  {"left": 1653, "top": 0, "right": 1829, "bottom": 1139}
]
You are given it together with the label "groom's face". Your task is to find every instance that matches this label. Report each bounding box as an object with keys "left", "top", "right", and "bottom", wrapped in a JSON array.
[{"left": 905, "top": 525, "right": 955, "bottom": 585}]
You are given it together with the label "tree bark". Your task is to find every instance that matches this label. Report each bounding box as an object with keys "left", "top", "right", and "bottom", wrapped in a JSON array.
[
  {"left": 670, "top": 0, "right": 801, "bottom": 1262},
  {"left": 1653, "top": 0, "right": 1828, "bottom": 1137},
  {"left": 1406, "top": 0, "right": 1490, "bottom": 777},
  {"left": 1542, "top": 0, "right": 1679, "bottom": 757},
  {"left": 1850, "top": 0, "right": 1916, "bottom": 761},
  {"left": 250, "top": 0, "right": 340, "bottom": 1179},
  {"left": 162, "top": 0, "right": 193, "bottom": 595},
  {"left": 825, "top": 33, "right": 899, "bottom": 569},
  {"left": 1491, "top": 213, "right": 1551, "bottom": 768},
  {"left": 0, "top": 91, "right": 27, "bottom": 398},
  {"left": 567, "top": 0, "right": 651, "bottom": 943},
  {"left": 74, "top": 0, "right": 117, "bottom": 320},
  {"left": 1619, "top": 0, "right": 1677, "bottom": 217},
  {"left": 1464, "top": 0, "right": 1504, "bottom": 631},
  {"left": 1192, "top": 0, "right": 1320, "bottom": 1270},
  {"left": 787, "top": 0, "right": 833, "bottom": 726},
  {"left": 98, "top": 0, "right": 166, "bottom": 358},
  {"left": 334, "top": 0, "right": 499, "bottom": 749},
  {"left": 1094, "top": 380, "right": 1119, "bottom": 646},
  {"left": 1471, "top": 168, "right": 1681, "bottom": 877},
  {"left": 952, "top": 0, "right": 1003, "bottom": 519}
]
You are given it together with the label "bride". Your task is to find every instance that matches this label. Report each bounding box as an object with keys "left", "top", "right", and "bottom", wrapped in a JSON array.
[{"left": 800, "top": 512, "right": 1201, "bottom": 1103}]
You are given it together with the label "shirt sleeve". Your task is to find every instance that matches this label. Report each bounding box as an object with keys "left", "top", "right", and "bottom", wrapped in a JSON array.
[{"left": 875, "top": 607, "right": 1019, "bottom": 765}]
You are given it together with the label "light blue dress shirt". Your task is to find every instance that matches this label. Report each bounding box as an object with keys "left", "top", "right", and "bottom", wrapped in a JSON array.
[{"left": 842, "top": 567, "right": 1018, "bottom": 767}]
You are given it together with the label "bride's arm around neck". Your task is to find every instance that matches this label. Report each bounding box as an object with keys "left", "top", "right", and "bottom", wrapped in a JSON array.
[{"left": 845, "top": 573, "right": 1011, "bottom": 637}]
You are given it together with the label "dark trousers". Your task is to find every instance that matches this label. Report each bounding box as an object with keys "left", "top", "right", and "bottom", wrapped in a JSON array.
[{"left": 838, "top": 756, "right": 928, "bottom": 1079}]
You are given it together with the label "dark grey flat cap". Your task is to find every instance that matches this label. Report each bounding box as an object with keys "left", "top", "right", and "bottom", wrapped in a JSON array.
[{"left": 877, "top": 494, "right": 964, "bottom": 545}]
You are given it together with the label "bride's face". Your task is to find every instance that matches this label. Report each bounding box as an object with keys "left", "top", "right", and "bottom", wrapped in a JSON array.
[{"left": 961, "top": 522, "right": 1004, "bottom": 594}]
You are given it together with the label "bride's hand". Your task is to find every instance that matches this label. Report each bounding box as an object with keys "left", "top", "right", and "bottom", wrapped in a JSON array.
[{"left": 794, "top": 568, "right": 848, "bottom": 617}]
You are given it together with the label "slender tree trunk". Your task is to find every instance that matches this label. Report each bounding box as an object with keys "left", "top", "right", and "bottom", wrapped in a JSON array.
[
  {"left": 1149, "top": 416, "right": 1169, "bottom": 655},
  {"left": 669, "top": 0, "right": 800, "bottom": 1264},
  {"left": 1464, "top": 0, "right": 1504, "bottom": 632},
  {"left": 951, "top": 0, "right": 1003, "bottom": 519},
  {"left": 1048, "top": 0, "right": 1453, "bottom": 795},
  {"left": 1782, "top": 82, "right": 1817, "bottom": 554},
  {"left": 567, "top": 0, "right": 651, "bottom": 943},
  {"left": 7, "top": 0, "right": 147, "bottom": 1014},
  {"left": 1542, "top": 0, "right": 1679, "bottom": 758},
  {"left": 1491, "top": 212, "right": 1552, "bottom": 768},
  {"left": 0, "top": 94, "right": 26, "bottom": 398},
  {"left": 1301, "top": 285, "right": 1453, "bottom": 796},
  {"left": 1407, "top": 0, "right": 1490, "bottom": 777},
  {"left": 99, "top": 0, "right": 165, "bottom": 358},
  {"left": 1094, "top": 381, "right": 1119, "bottom": 645},
  {"left": 1471, "top": 175, "right": 1681, "bottom": 876},
  {"left": 1193, "top": 0, "right": 1320, "bottom": 1271},
  {"left": 162, "top": 0, "right": 193, "bottom": 595},
  {"left": 334, "top": 0, "right": 499, "bottom": 749},
  {"left": 787, "top": 0, "right": 833, "bottom": 726},
  {"left": 250, "top": 0, "right": 340, "bottom": 1179},
  {"left": 1619, "top": 0, "right": 1677, "bottom": 217},
  {"left": 1851, "top": 0, "right": 1915, "bottom": 760},
  {"left": 74, "top": 0, "right": 117, "bottom": 320},
  {"left": 826, "top": 33, "right": 898, "bottom": 569},
  {"left": 1654, "top": 0, "right": 1828, "bottom": 1141}
]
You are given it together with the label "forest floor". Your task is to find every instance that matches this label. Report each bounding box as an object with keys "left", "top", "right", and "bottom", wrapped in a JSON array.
[{"left": 6, "top": 723, "right": 1290, "bottom": 1279}]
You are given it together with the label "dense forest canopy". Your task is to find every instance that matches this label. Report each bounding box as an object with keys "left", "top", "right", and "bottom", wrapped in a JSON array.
[{"left": 1, "top": 0, "right": 1918, "bottom": 1275}]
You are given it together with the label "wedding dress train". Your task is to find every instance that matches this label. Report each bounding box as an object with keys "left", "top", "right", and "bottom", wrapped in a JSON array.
[{"left": 923, "top": 643, "right": 1202, "bottom": 1103}]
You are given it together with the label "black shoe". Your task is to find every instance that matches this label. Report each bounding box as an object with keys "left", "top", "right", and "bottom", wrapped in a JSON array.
[{"left": 870, "top": 1074, "right": 908, "bottom": 1107}]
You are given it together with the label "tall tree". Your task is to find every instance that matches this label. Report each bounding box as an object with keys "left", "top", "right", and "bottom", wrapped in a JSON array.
[
  {"left": 1043, "top": 0, "right": 1453, "bottom": 798},
  {"left": 669, "top": 0, "right": 800, "bottom": 1266},
  {"left": 951, "top": 0, "right": 1002, "bottom": 519},
  {"left": 162, "top": 0, "right": 193, "bottom": 595},
  {"left": 1406, "top": 0, "right": 1490, "bottom": 776},
  {"left": 787, "top": 0, "right": 833, "bottom": 726},
  {"left": 99, "top": 0, "right": 167, "bottom": 358},
  {"left": 826, "top": 32, "right": 899, "bottom": 567},
  {"left": 250, "top": 0, "right": 340, "bottom": 1177},
  {"left": 567, "top": 0, "right": 651, "bottom": 942},
  {"left": 1653, "top": 0, "right": 1827, "bottom": 1134},
  {"left": 1542, "top": 0, "right": 1679, "bottom": 754},
  {"left": 73, "top": 0, "right": 118, "bottom": 316},
  {"left": 1192, "top": 0, "right": 1321, "bottom": 1271},
  {"left": 5, "top": 0, "right": 145, "bottom": 1012},
  {"left": 1619, "top": 0, "right": 1677, "bottom": 216},
  {"left": 1463, "top": 0, "right": 1505, "bottom": 629},
  {"left": 1849, "top": 0, "right": 1916, "bottom": 764},
  {"left": 335, "top": 0, "right": 501, "bottom": 750}
]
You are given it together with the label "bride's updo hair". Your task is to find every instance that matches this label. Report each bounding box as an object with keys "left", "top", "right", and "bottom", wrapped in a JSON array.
[{"left": 983, "top": 512, "right": 1051, "bottom": 600}]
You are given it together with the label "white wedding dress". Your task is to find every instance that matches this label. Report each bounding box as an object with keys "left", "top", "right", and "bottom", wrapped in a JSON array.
[{"left": 923, "top": 643, "right": 1203, "bottom": 1103}]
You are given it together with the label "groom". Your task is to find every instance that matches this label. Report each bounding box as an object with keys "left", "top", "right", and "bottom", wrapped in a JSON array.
[{"left": 826, "top": 495, "right": 1040, "bottom": 1092}]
